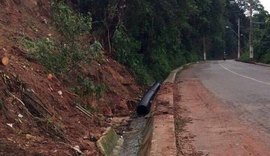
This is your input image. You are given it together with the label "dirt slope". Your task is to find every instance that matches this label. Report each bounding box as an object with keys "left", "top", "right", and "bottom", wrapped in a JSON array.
[{"left": 0, "top": 0, "right": 142, "bottom": 155}]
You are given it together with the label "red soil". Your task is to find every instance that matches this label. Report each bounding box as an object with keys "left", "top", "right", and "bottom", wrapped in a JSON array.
[{"left": 0, "top": 0, "right": 142, "bottom": 155}]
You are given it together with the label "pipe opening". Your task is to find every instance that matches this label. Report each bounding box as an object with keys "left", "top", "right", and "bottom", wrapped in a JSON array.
[{"left": 137, "top": 105, "right": 150, "bottom": 116}]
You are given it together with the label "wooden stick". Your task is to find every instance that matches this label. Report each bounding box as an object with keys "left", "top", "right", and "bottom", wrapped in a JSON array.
[
  {"left": 76, "top": 105, "right": 93, "bottom": 118},
  {"left": 7, "top": 91, "right": 25, "bottom": 106},
  {"left": 6, "top": 91, "right": 32, "bottom": 116}
]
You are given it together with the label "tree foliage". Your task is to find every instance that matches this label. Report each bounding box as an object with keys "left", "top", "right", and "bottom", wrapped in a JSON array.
[{"left": 73, "top": 0, "right": 270, "bottom": 84}]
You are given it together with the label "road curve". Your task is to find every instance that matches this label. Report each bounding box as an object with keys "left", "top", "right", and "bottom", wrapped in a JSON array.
[
  {"left": 174, "top": 60, "right": 270, "bottom": 155},
  {"left": 195, "top": 60, "right": 270, "bottom": 132}
]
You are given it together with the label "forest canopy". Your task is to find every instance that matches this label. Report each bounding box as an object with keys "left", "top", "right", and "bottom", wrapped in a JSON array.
[{"left": 69, "top": 0, "right": 270, "bottom": 84}]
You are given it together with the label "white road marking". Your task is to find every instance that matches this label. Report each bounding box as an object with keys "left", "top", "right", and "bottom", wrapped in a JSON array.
[{"left": 219, "top": 64, "right": 270, "bottom": 86}]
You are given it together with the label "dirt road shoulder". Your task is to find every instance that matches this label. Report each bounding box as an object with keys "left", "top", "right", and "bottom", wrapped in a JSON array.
[{"left": 174, "top": 69, "right": 270, "bottom": 156}]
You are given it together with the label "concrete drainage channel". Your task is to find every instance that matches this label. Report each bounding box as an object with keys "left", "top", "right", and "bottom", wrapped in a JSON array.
[{"left": 97, "top": 66, "right": 185, "bottom": 156}]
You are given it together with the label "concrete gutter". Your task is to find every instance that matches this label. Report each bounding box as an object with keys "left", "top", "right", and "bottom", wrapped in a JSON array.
[
  {"left": 97, "top": 127, "right": 124, "bottom": 156},
  {"left": 96, "top": 64, "right": 189, "bottom": 156}
]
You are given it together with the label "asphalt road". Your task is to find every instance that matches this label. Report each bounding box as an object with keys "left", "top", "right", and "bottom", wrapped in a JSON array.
[{"left": 193, "top": 60, "right": 270, "bottom": 133}]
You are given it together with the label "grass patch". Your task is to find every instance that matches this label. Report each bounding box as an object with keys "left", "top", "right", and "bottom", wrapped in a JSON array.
[{"left": 72, "top": 76, "right": 106, "bottom": 98}]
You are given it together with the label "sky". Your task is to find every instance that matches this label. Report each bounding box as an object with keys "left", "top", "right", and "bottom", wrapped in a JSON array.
[{"left": 260, "top": 0, "right": 270, "bottom": 12}]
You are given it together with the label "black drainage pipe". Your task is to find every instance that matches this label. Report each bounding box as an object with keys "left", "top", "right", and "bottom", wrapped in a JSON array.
[{"left": 136, "top": 82, "right": 161, "bottom": 116}]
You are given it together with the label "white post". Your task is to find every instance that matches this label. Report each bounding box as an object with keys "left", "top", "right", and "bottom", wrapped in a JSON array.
[
  {"left": 249, "top": 0, "right": 254, "bottom": 59},
  {"left": 237, "top": 18, "right": 241, "bottom": 59},
  {"left": 203, "top": 36, "right": 206, "bottom": 61}
]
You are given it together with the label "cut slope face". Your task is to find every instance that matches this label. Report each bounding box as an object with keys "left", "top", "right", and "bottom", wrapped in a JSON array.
[{"left": 0, "top": 0, "right": 142, "bottom": 155}]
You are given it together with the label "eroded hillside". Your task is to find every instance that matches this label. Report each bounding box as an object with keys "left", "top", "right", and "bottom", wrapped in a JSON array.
[{"left": 0, "top": 0, "right": 142, "bottom": 155}]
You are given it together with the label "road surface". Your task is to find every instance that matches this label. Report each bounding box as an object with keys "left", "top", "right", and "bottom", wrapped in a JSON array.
[
  {"left": 196, "top": 60, "right": 270, "bottom": 132},
  {"left": 174, "top": 60, "right": 270, "bottom": 155}
]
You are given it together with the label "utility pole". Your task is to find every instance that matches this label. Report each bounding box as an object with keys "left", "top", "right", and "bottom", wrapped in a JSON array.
[
  {"left": 225, "top": 21, "right": 241, "bottom": 59},
  {"left": 249, "top": 0, "right": 254, "bottom": 59},
  {"left": 237, "top": 18, "right": 241, "bottom": 59},
  {"left": 228, "top": 0, "right": 241, "bottom": 59}
]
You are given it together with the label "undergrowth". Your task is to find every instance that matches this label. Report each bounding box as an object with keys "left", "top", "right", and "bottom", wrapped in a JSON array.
[
  {"left": 240, "top": 51, "right": 251, "bottom": 62},
  {"left": 72, "top": 76, "right": 106, "bottom": 98},
  {"left": 261, "top": 52, "right": 270, "bottom": 64},
  {"left": 22, "top": 1, "right": 105, "bottom": 98},
  {"left": 113, "top": 25, "right": 154, "bottom": 85},
  {"left": 51, "top": 1, "right": 92, "bottom": 41},
  {"left": 112, "top": 24, "right": 196, "bottom": 85}
]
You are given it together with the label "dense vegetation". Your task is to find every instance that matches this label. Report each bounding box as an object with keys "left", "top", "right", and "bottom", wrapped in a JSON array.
[
  {"left": 27, "top": 0, "right": 270, "bottom": 85},
  {"left": 73, "top": 0, "right": 270, "bottom": 84},
  {"left": 73, "top": 0, "right": 228, "bottom": 84}
]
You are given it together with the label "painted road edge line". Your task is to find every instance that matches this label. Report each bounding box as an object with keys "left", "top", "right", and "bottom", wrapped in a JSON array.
[{"left": 219, "top": 64, "right": 270, "bottom": 86}]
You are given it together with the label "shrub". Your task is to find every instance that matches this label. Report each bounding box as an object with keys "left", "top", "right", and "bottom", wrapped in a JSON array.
[
  {"left": 147, "top": 48, "right": 172, "bottom": 80},
  {"left": 262, "top": 52, "right": 270, "bottom": 64},
  {"left": 22, "top": 2, "right": 103, "bottom": 74},
  {"left": 113, "top": 25, "right": 154, "bottom": 85},
  {"left": 51, "top": 1, "right": 92, "bottom": 40},
  {"left": 72, "top": 76, "right": 106, "bottom": 98},
  {"left": 185, "top": 52, "right": 199, "bottom": 63},
  {"left": 23, "top": 38, "right": 68, "bottom": 74},
  {"left": 22, "top": 1, "right": 105, "bottom": 99},
  {"left": 89, "top": 41, "right": 104, "bottom": 60},
  {"left": 240, "top": 51, "right": 250, "bottom": 62}
]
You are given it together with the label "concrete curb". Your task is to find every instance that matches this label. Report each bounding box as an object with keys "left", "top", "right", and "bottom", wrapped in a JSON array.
[
  {"left": 150, "top": 83, "right": 176, "bottom": 156},
  {"left": 164, "top": 67, "right": 183, "bottom": 83},
  {"left": 164, "top": 63, "right": 191, "bottom": 83},
  {"left": 255, "top": 62, "right": 270, "bottom": 67},
  {"left": 148, "top": 64, "right": 189, "bottom": 155},
  {"left": 236, "top": 60, "right": 270, "bottom": 67}
]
